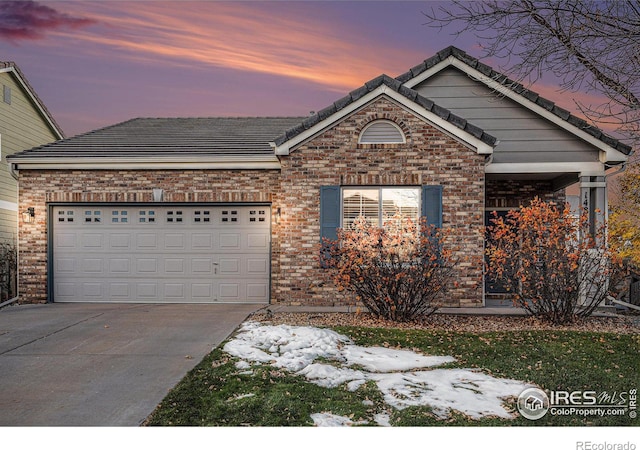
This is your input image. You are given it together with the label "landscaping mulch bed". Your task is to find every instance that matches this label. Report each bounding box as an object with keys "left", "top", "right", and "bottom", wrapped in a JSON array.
[{"left": 249, "top": 310, "right": 640, "bottom": 334}]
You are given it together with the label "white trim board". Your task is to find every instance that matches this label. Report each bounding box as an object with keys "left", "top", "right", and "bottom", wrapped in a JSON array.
[{"left": 0, "top": 200, "right": 18, "bottom": 212}]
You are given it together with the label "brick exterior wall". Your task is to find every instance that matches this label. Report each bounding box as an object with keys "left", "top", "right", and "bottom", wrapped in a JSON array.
[
  {"left": 15, "top": 97, "right": 566, "bottom": 307},
  {"left": 277, "top": 97, "right": 486, "bottom": 307}
]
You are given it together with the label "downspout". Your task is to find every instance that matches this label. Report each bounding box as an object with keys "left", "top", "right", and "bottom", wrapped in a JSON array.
[
  {"left": 9, "top": 162, "right": 18, "bottom": 180},
  {"left": 4, "top": 162, "right": 19, "bottom": 307}
]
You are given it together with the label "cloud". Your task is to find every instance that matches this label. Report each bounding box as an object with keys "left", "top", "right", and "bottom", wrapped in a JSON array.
[
  {"left": 0, "top": 1, "right": 95, "bottom": 42},
  {"left": 44, "top": 2, "right": 423, "bottom": 92}
]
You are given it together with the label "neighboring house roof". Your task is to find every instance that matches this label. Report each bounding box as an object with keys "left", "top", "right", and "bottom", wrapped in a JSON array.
[
  {"left": 0, "top": 61, "right": 65, "bottom": 140},
  {"left": 272, "top": 73, "right": 498, "bottom": 155},
  {"left": 397, "top": 46, "right": 632, "bottom": 158},
  {"left": 8, "top": 117, "right": 304, "bottom": 170}
]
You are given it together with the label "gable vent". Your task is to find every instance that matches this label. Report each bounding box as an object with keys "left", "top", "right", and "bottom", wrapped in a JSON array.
[
  {"left": 359, "top": 120, "right": 405, "bottom": 144},
  {"left": 3, "top": 85, "right": 11, "bottom": 105}
]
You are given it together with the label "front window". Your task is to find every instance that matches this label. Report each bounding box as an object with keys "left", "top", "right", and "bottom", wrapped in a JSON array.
[{"left": 342, "top": 187, "right": 420, "bottom": 228}]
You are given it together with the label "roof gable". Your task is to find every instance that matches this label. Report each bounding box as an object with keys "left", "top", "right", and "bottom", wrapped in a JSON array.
[
  {"left": 272, "top": 74, "right": 497, "bottom": 156},
  {"left": 396, "top": 46, "right": 631, "bottom": 161},
  {"left": 0, "top": 61, "right": 65, "bottom": 139}
]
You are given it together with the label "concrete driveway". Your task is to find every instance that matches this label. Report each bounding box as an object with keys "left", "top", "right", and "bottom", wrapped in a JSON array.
[{"left": 0, "top": 302, "right": 259, "bottom": 426}]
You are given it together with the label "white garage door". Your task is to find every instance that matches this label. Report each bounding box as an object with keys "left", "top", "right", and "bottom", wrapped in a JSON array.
[{"left": 51, "top": 205, "right": 271, "bottom": 303}]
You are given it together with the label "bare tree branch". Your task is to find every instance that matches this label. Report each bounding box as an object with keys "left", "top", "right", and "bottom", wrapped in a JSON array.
[{"left": 423, "top": 0, "right": 640, "bottom": 145}]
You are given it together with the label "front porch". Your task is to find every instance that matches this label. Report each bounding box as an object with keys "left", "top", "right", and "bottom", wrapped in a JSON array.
[{"left": 483, "top": 169, "right": 612, "bottom": 306}]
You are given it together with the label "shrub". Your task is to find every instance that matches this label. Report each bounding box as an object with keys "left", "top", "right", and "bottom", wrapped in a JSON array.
[
  {"left": 486, "top": 198, "right": 623, "bottom": 324},
  {"left": 321, "top": 214, "right": 456, "bottom": 321},
  {"left": 0, "top": 241, "right": 17, "bottom": 301}
]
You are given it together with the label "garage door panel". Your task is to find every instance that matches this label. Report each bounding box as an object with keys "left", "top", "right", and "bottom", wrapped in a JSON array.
[
  {"left": 55, "top": 282, "right": 76, "bottom": 299},
  {"left": 55, "top": 258, "right": 76, "bottom": 273},
  {"left": 82, "top": 282, "right": 103, "bottom": 298},
  {"left": 218, "top": 233, "right": 240, "bottom": 250},
  {"left": 137, "top": 283, "right": 158, "bottom": 298},
  {"left": 247, "top": 233, "right": 269, "bottom": 250},
  {"left": 247, "top": 283, "right": 269, "bottom": 301},
  {"left": 165, "top": 283, "right": 185, "bottom": 299},
  {"left": 82, "top": 258, "right": 104, "bottom": 274},
  {"left": 192, "top": 257, "right": 213, "bottom": 274},
  {"left": 55, "top": 233, "right": 77, "bottom": 249},
  {"left": 247, "top": 258, "right": 269, "bottom": 275},
  {"left": 218, "top": 258, "right": 240, "bottom": 275},
  {"left": 81, "top": 233, "right": 104, "bottom": 249},
  {"left": 192, "top": 283, "right": 213, "bottom": 298},
  {"left": 109, "top": 233, "right": 131, "bottom": 249},
  {"left": 136, "top": 233, "right": 158, "bottom": 249},
  {"left": 191, "top": 233, "right": 213, "bottom": 250},
  {"left": 164, "top": 233, "right": 186, "bottom": 250},
  {"left": 52, "top": 205, "right": 270, "bottom": 303},
  {"left": 219, "top": 283, "right": 240, "bottom": 300},
  {"left": 109, "top": 283, "right": 130, "bottom": 299},
  {"left": 109, "top": 258, "right": 131, "bottom": 274},
  {"left": 165, "top": 258, "right": 185, "bottom": 274},
  {"left": 136, "top": 258, "right": 159, "bottom": 274}
]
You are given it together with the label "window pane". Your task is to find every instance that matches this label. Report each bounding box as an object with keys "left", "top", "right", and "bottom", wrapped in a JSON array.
[
  {"left": 382, "top": 188, "right": 420, "bottom": 222},
  {"left": 343, "top": 188, "right": 379, "bottom": 228}
]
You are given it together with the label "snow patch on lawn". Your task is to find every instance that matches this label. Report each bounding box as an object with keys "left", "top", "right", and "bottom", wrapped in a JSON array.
[
  {"left": 310, "top": 412, "right": 368, "bottom": 427},
  {"left": 223, "top": 322, "right": 531, "bottom": 424}
]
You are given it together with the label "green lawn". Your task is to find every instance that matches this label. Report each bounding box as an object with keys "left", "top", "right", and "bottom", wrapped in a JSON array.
[{"left": 145, "top": 325, "right": 639, "bottom": 426}]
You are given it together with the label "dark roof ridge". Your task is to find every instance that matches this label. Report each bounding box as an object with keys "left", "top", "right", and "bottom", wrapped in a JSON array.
[
  {"left": 1, "top": 60, "right": 65, "bottom": 139},
  {"left": 395, "top": 47, "right": 632, "bottom": 156},
  {"left": 273, "top": 72, "right": 497, "bottom": 148}
]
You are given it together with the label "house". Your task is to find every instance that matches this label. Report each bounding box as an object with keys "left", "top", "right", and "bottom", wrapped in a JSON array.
[
  {"left": 7, "top": 47, "right": 632, "bottom": 307},
  {"left": 0, "top": 62, "right": 64, "bottom": 300}
]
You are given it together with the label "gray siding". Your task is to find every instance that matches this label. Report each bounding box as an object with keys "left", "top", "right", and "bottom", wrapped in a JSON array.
[
  {"left": 0, "top": 71, "right": 59, "bottom": 242},
  {"left": 412, "top": 68, "right": 600, "bottom": 164}
]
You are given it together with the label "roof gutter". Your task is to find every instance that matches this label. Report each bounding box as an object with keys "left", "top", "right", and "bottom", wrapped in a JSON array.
[{"left": 7, "top": 154, "right": 283, "bottom": 174}]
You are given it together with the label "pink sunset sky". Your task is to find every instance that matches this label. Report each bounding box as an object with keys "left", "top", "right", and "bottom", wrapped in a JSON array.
[{"left": 0, "top": 0, "right": 609, "bottom": 138}]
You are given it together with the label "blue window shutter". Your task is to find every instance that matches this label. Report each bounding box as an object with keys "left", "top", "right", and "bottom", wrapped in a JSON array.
[
  {"left": 422, "top": 185, "right": 443, "bottom": 228},
  {"left": 320, "top": 186, "right": 340, "bottom": 242}
]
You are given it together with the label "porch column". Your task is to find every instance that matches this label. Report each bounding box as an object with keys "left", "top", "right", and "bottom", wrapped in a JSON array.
[{"left": 579, "top": 175, "right": 607, "bottom": 238}]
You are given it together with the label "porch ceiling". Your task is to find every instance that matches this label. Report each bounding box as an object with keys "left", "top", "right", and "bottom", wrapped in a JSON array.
[{"left": 486, "top": 172, "right": 579, "bottom": 190}]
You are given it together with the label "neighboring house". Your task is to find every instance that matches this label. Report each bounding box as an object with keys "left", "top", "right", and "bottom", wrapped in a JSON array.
[
  {"left": 0, "top": 62, "right": 64, "bottom": 300},
  {"left": 7, "top": 47, "right": 632, "bottom": 307}
]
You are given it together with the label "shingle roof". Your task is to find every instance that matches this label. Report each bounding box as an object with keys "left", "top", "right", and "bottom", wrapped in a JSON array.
[
  {"left": 8, "top": 117, "right": 305, "bottom": 159},
  {"left": 273, "top": 74, "right": 498, "bottom": 148},
  {"left": 0, "top": 61, "right": 65, "bottom": 139},
  {"left": 396, "top": 46, "right": 632, "bottom": 156}
]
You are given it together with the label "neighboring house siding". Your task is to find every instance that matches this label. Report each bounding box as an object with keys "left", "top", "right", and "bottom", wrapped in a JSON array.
[
  {"left": 0, "top": 71, "right": 59, "bottom": 243},
  {"left": 412, "top": 68, "right": 601, "bottom": 164},
  {"left": 277, "top": 96, "right": 486, "bottom": 307}
]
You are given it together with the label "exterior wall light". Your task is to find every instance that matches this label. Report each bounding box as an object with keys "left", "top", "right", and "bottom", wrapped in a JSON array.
[
  {"left": 22, "top": 207, "right": 35, "bottom": 223},
  {"left": 152, "top": 188, "right": 164, "bottom": 202},
  {"left": 276, "top": 207, "right": 282, "bottom": 223}
]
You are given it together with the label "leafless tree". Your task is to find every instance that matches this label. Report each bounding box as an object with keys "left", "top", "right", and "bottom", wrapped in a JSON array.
[{"left": 424, "top": 0, "right": 640, "bottom": 147}]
